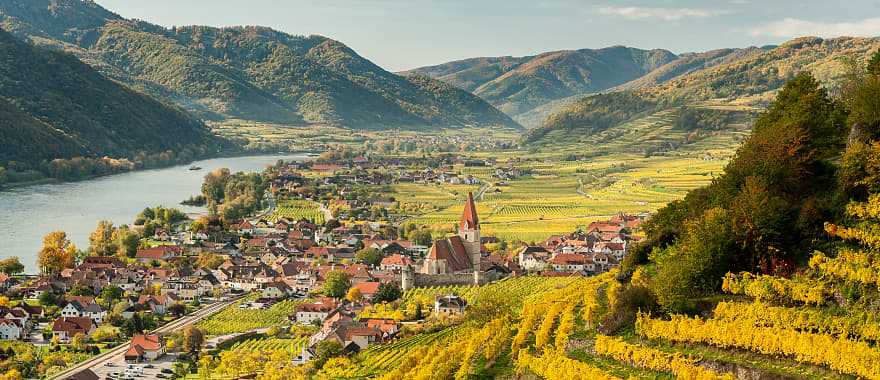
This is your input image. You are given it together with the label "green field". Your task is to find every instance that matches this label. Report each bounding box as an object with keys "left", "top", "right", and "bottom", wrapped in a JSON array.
[{"left": 271, "top": 199, "right": 326, "bottom": 224}]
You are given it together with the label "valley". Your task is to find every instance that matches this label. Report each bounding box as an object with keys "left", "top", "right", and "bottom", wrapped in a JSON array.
[{"left": 0, "top": 1, "right": 879, "bottom": 380}]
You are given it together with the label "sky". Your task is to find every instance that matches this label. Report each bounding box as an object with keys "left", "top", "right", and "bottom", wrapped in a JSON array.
[{"left": 95, "top": 0, "right": 880, "bottom": 72}]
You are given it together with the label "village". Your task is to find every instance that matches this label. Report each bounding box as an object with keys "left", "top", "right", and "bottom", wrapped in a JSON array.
[{"left": 0, "top": 154, "right": 646, "bottom": 380}]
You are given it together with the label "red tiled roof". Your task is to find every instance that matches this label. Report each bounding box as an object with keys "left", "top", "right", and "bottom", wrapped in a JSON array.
[
  {"left": 380, "top": 254, "right": 413, "bottom": 267},
  {"left": 460, "top": 192, "right": 479, "bottom": 230},
  {"left": 130, "top": 334, "right": 162, "bottom": 351},
  {"left": 354, "top": 281, "right": 380, "bottom": 295},
  {"left": 427, "top": 236, "right": 472, "bottom": 273},
  {"left": 548, "top": 253, "right": 590, "bottom": 265}
]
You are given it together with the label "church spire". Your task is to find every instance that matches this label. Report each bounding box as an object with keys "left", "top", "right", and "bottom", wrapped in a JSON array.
[{"left": 460, "top": 192, "right": 479, "bottom": 230}]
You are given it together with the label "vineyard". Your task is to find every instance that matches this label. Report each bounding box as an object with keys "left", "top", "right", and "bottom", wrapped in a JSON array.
[
  {"left": 270, "top": 199, "right": 326, "bottom": 224},
  {"left": 197, "top": 298, "right": 303, "bottom": 335}
]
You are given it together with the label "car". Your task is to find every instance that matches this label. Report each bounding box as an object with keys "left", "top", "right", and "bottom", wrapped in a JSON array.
[
  {"left": 105, "top": 362, "right": 115, "bottom": 367},
  {"left": 143, "top": 364, "right": 154, "bottom": 369},
  {"left": 156, "top": 375, "right": 166, "bottom": 379},
  {"left": 161, "top": 369, "right": 173, "bottom": 374}
]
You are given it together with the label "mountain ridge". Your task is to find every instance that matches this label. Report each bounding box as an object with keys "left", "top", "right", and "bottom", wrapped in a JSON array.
[{"left": 0, "top": 0, "right": 520, "bottom": 130}]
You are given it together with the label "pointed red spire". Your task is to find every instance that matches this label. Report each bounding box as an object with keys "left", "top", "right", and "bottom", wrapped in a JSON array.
[{"left": 460, "top": 192, "right": 479, "bottom": 230}]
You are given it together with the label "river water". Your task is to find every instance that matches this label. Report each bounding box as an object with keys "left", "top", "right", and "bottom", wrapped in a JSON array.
[{"left": 0, "top": 154, "right": 307, "bottom": 273}]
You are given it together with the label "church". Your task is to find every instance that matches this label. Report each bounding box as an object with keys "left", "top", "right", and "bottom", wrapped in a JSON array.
[{"left": 420, "top": 192, "right": 483, "bottom": 274}]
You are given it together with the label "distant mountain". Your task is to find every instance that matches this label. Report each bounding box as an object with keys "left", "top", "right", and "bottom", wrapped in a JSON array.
[
  {"left": 403, "top": 46, "right": 677, "bottom": 119},
  {"left": 0, "top": 28, "right": 224, "bottom": 167},
  {"left": 634, "top": 37, "right": 880, "bottom": 103},
  {"left": 0, "top": 0, "right": 519, "bottom": 130},
  {"left": 526, "top": 36, "right": 880, "bottom": 145}
]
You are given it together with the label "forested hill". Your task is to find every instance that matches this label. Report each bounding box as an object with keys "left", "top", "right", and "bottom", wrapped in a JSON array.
[
  {"left": 524, "top": 36, "right": 880, "bottom": 145},
  {"left": 0, "top": 0, "right": 520, "bottom": 130},
  {"left": 402, "top": 46, "right": 678, "bottom": 119},
  {"left": 0, "top": 28, "right": 227, "bottom": 179}
]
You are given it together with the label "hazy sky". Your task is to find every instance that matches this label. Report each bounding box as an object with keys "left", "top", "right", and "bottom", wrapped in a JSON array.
[{"left": 95, "top": 0, "right": 880, "bottom": 72}]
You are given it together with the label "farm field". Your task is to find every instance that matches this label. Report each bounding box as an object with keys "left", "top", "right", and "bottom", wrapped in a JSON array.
[
  {"left": 271, "top": 199, "right": 326, "bottom": 224},
  {"left": 197, "top": 297, "right": 304, "bottom": 335},
  {"left": 392, "top": 105, "right": 750, "bottom": 242}
]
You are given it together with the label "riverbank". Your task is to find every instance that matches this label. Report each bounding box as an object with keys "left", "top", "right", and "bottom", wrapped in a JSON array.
[
  {"left": 0, "top": 154, "right": 309, "bottom": 274},
  {"left": 1, "top": 149, "right": 318, "bottom": 192}
]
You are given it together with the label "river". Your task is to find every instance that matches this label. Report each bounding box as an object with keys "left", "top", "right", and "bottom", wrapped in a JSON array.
[{"left": 0, "top": 154, "right": 308, "bottom": 273}]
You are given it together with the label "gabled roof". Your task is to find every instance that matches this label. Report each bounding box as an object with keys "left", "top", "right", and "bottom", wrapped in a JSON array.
[
  {"left": 354, "top": 281, "right": 380, "bottom": 296},
  {"left": 427, "top": 236, "right": 472, "bottom": 273},
  {"left": 130, "top": 334, "right": 163, "bottom": 351},
  {"left": 52, "top": 317, "right": 93, "bottom": 333},
  {"left": 460, "top": 192, "right": 479, "bottom": 230}
]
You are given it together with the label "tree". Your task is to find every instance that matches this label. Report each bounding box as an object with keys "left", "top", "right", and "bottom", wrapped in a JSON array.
[
  {"left": 313, "top": 340, "right": 343, "bottom": 369},
  {"left": 89, "top": 221, "right": 117, "bottom": 256},
  {"left": 354, "top": 248, "right": 383, "bottom": 267},
  {"left": 70, "top": 333, "right": 88, "bottom": 352},
  {"left": 0, "top": 166, "right": 6, "bottom": 189},
  {"left": 92, "top": 325, "right": 120, "bottom": 342},
  {"left": 196, "top": 252, "right": 223, "bottom": 270},
  {"left": 345, "top": 287, "right": 362, "bottom": 303},
  {"left": 0, "top": 257, "right": 24, "bottom": 275},
  {"left": 322, "top": 271, "right": 351, "bottom": 299},
  {"left": 167, "top": 303, "right": 186, "bottom": 317},
  {"left": 652, "top": 208, "right": 736, "bottom": 313},
  {"left": 37, "top": 231, "right": 75, "bottom": 275},
  {"left": 372, "top": 282, "right": 401, "bottom": 303},
  {"left": 182, "top": 326, "right": 205, "bottom": 355},
  {"left": 100, "top": 286, "right": 124, "bottom": 307},
  {"left": 410, "top": 229, "right": 433, "bottom": 246},
  {"left": 113, "top": 226, "right": 140, "bottom": 258}
]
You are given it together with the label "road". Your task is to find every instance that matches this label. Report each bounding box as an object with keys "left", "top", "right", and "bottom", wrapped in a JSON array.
[{"left": 51, "top": 295, "right": 242, "bottom": 379}]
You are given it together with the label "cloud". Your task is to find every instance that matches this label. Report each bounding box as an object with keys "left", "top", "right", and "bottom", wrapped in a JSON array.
[
  {"left": 749, "top": 17, "right": 880, "bottom": 38},
  {"left": 595, "top": 6, "right": 728, "bottom": 21}
]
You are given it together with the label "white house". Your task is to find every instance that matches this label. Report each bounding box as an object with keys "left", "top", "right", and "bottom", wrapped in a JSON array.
[{"left": 0, "top": 319, "right": 22, "bottom": 340}]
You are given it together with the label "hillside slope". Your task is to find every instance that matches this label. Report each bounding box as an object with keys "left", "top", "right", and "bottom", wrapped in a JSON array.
[
  {"left": 0, "top": 0, "right": 519, "bottom": 130},
  {"left": 0, "top": 29, "right": 223, "bottom": 167},
  {"left": 404, "top": 46, "right": 677, "bottom": 118},
  {"left": 527, "top": 36, "right": 880, "bottom": 145}
]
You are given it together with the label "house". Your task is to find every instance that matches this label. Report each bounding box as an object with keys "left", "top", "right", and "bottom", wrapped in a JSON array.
[
  {"left": 138, "top": 294, "right": 179, "bottom": 315},
  {"left": 135, "top": 246, "right": 180, "bottom": 263},
  {"left": 434, "top": 295, "right": 467, "bottom": 315},
  {"left": 364, "top": 318, "right": 399, "bottom": 338},
  {"left": 379, "top": 254, "right": 414, "bottom": 272},
  {"left": 353, "top": 281, "right": 381, "bottom": 301},
  {"left": 60, "top": 301, "right": 87, "bottom": 319},
  {"left": 548, "top": 253, "right": 591, "bottom": 272},
  {"left": 52, "top": 317, "right": 94, "bottom": 341},
  {"left": 125, "top": 334, "right": 165, "bottom": 362},
  {"left": 0, "top": 319, "right": 22, "bottom": 340},
  {"left": 293, "top": 298, "right": 337, "bottom": 325},
  {"left": 0, "top": 273, "right": 16, "bottom": 292},
  {"left": 262, "top": 282, "right": 293, "bottom": 299},
  {"left": 517, "top": 246, "right": 552, "bottom": 271}
]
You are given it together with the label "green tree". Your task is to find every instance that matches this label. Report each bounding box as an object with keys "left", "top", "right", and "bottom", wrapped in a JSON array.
[
  {"left": 0, "top": 257, "right": 24, "bottom": 275},
  {"left": 652, "top": 208, "right": 736, "bottom": 313},
  {"left": 114, "top": 226, "right": 140, "bottom": 258},
  {"left": 322, "top": 271, "right": 351, "bottom": 299},
  {"left": 354, "top": 248, "right": 383, "bottom": 267},
  {"left": 100, "top": 286, "right": 124, "bottom": 307},
  {"left": 372, "top": 282, "right": 401, "bottom": 303},
  {"left": 410, "top": 229, "right": 434, "bottom": 246}
]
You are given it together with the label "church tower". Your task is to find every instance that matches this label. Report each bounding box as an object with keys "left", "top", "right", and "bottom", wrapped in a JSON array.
[{"left": 459, "top": 192, "right": 481, "bottom": 270}]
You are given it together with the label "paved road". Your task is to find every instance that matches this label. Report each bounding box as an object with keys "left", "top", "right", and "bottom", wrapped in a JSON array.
[{"left": 51, "top": 296, "right": 242, "bottom": 379}]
